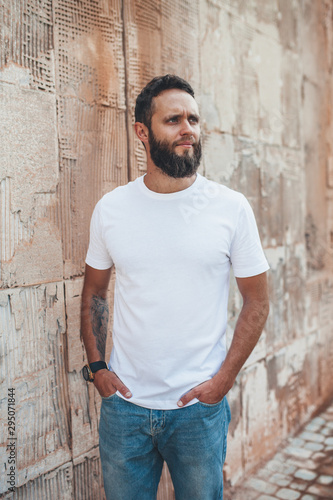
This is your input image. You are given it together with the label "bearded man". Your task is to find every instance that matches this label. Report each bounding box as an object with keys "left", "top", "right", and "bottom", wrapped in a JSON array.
[{"left": 81, "top": 75, "right": 270, "bottom": 500}]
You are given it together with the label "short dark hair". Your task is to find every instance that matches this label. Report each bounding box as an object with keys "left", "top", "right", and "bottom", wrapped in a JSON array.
[{"left": 135, "top": 74, "right": 195, "bottom": 128}]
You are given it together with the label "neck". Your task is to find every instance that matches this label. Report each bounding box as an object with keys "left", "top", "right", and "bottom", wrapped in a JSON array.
[{"left": 144, "top": 160, "right": 197, "bottom": 194}]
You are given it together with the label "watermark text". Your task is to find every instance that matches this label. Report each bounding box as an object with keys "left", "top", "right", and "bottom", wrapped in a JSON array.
[{"left": 6, "top": 388, "right": 16, "bottom": 492}]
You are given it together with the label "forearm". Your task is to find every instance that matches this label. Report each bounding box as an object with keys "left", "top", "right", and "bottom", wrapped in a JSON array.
[
  {"left": 80, "top": 287, "right": 109, "bottom": 363},
  {"left": 216, "top": 297, "right": 269, "bottom": 391}
]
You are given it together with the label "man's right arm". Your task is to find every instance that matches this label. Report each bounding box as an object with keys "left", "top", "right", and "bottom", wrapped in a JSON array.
[{"left": 81, "top": 264, "right": 132, "bottom": 399}]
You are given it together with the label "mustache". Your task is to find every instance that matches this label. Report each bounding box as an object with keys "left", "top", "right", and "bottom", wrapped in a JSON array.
[{"left": 174, "top": 137, "right": 196, "bottom": 146}]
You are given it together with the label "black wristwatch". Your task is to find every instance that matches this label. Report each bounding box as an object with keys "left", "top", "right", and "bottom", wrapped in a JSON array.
[{"left": 83, "top": 361, "right": 108, "bottom": 382}]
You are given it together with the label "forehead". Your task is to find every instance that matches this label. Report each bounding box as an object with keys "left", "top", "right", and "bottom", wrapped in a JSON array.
[{"left": 152, "top": 89, "right": 199, "bottom": 116}]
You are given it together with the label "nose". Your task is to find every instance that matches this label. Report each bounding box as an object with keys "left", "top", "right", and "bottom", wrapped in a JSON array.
[{"left": 180, "top": 119, "right": 194, "bottom": 136}]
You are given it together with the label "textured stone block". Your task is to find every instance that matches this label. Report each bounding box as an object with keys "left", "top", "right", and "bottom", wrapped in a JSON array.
[
  {"left": 229, "top": 138, "right": 262, "bottom": 216},
  {"left": 303, "top": 79, "right": 327, "bottom": 244},
  {"left": 241, "top": 362, "right": 277, "bottom": 471},
  {"left": 276, "top": 488, "right": 301, "bottom": 500},
  {"left": 246, "top": 477, "right": 277, "bottom": 495},
  {"left": 0, "top": 1, "right": 55, "bottom": 92},
  {"left": 327, "top": 157, "right": 333, "bottom": 188},
  {"left": 289, "top": 481, "right": 307, "bottom": 491},
  {"left": 270, "top": 473, "right": 291, "bottom": 487},
  {"left": 294, "top": 469, "right": 317, "bottom": 481},
  {"left": 304, "top": 442, "right": 324, "bottom": 452},
  {"left": 53, "top": 0, "right": 129, "bottom": 278},
  {"left": 65, "top": 278, "right": 86, "bottom": 373},
  {"left": 1, "top": 462, "right": 73, "bottom": 499},
  {"left": 280, "top": 50, "right": 301, "bottom": 149},
  {"left": 299, "top": 431, "right": 325, "bottom": 443},
  {"left": 317, "top": 474, "right": 333, "bottom": 485},
  {"left": 203, "top": 132, "right": 238, "bottom": 184},
  {"left": 73, "top": 448, "right": 105, "bottom": 500},
  {"left": 300, "top": 1, "right": 328, "bottom": 85},
  {"left": 253, "top": 32, "right": 283, "bottom": 145},
  {"left": 0, "top": 284, "right": 69, "bottom": 492},
  {"left": 199, "top": 2, "right": 236, "bottom": 134},
  {"left": 0, "top": 83, "right": 62, "bottom": 287},
  {"left": 284, "top": 447, "right": 313, "bottom": 460},
  {"left": 68, "top": 372, "right": 101, "bottom": 460}
]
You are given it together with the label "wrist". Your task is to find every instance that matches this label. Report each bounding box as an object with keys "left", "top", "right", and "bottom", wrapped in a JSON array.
[
  {"left": 215, "top": 366, "right": 236, "bottom": 392},
  {"left": 82, "top": 361, "right": 108, "bottom": 382}
]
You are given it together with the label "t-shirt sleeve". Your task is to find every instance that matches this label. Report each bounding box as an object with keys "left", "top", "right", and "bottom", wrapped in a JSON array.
[
  {"left": 230, "top": 195, "right": 269, "bottom": 278},
  {"left": 85, "top": 200, "right": 113, "bottom": 270}
]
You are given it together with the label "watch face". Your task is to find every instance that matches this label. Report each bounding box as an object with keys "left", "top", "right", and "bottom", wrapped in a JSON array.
[{"left": 82, "top": 365, "right": 90, "bottom": 381}]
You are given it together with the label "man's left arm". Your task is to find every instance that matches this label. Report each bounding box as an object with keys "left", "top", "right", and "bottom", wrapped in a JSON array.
[{"left": 178, "top": 271, "right": 269, "bottom": 407}]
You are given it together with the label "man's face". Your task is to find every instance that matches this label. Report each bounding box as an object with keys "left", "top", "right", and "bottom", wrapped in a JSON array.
[{"left": 147, "top": 89, "right": 202, "bottom": 178}]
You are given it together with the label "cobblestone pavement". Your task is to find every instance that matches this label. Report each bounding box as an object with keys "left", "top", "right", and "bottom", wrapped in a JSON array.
[{"left": 225, "top": 402, "right": 333, "bottom": 500}]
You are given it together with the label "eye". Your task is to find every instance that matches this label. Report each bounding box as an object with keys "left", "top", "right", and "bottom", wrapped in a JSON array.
[{"left": 168, "top": 117, "right": 178, "bottom": 123}]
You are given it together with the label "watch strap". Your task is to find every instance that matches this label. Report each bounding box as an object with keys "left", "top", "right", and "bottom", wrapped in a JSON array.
[{"left": 89, "top": 361, "right": 108, "bottom": 373}]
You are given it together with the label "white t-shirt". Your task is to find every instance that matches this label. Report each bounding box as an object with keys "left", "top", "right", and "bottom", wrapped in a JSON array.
[{"left": 86, "top": 174, "right": 269, "bottom": 409}]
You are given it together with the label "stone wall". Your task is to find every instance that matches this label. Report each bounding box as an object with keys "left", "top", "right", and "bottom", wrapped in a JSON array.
[{"left": 0, "top": 1, "right": 332, "bottom": 498}]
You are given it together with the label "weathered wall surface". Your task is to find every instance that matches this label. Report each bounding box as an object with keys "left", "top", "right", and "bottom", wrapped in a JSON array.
[
  {"left": 0, "top": 0, "right": 332, "bottom": 498},
  {"left": 202, "top": 1, "right": 333, "bottom": 484}
]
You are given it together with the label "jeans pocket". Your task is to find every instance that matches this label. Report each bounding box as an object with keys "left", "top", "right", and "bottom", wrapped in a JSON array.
[
  {"left": 198, "top": 399, "right": 223, "bottom": 408},
  {"left": 101, "top": 392, "right": 117, "bottom": 401}
]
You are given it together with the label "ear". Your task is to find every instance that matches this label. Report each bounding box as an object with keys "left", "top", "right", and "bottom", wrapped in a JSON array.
[{"left": 134, "top": 122, "right": 149, "bottom": 144}]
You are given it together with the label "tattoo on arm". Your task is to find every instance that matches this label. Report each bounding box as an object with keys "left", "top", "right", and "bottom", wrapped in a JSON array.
[{"left": 90, "top": 295, "right": 109, "bottom": 359}]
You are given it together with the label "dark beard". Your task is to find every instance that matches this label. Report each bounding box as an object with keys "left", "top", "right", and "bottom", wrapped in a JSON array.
[{"left": 148, "top": 130, "right": 202, "bottom": 178}]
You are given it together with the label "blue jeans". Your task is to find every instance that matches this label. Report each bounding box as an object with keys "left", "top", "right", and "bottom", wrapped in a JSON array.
[{"left": 99, "top": 394, "right": 231, "bottom": 500}]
